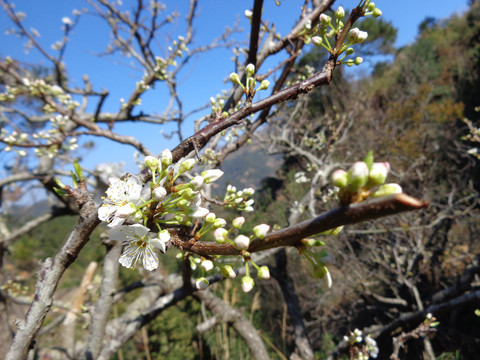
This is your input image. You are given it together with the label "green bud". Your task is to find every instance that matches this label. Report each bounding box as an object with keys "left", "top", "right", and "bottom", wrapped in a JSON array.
[
  {"left": 346, "top": 47, "right": 354, "bottom": 55},
  {"left": 73, "top": 159, "right": 84, "bottom": 181},
  {"left": 371, "top": 183, "right": 402, "bottom": 197},
  {"left": 335, "top": 6, "right": 345, "bottom": 19},
  {"left": 245, "top": 63, "right": 255, "bottom": 77},
  {"left": 179, "top": 158, "right": 195, "bottom": 174},
  {"left": 354, "top": 57, "right": 363, "bottom": 65},
  {"left": 347, "top": 162, "right": 369, "bottom": 191},
  {"left": 331, "top": 169, "right": 348, "bottom": 188},
  {"left": 257, "top": 80, "right": 270, "bottom": 91},
  {"left": 311, "top": 36, "right": 323, "bottom": 47},
  {"left": 368, "top": 162, "right": 390, "bottom": 186},
  {"left": 230, "top": 72, "right": 242, "bottom": 86},
  {"left": 301, "top": 238, "right": 325, "bottom": 247},
  {"left": 373, "top": 8, "right": 382, "bottom": 18},
  {"left": 145, "top": 155, "right": 160, "bottom": 172},
  {"left": 367, "top": 2, "right": 375, "bottom": 11}
]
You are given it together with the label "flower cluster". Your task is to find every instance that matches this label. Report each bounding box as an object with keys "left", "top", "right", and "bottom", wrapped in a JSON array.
[
  {"left": 230, "top": 63, "right": 270, "bottom": 98},
  {"left": 301, "top": 1, "right": 382, "bottom": 67},
  {"left": 330, "top": 152, "right": 402, "bottom": 205},
  {"left": 342, "top": 329, "right": 379, "bottom": 360},
  {"left": 98, "top": 149, "right": 225, "bottom": 271},
  {"left": 223, "top": 185, "right": 255, "bottom": 212}
]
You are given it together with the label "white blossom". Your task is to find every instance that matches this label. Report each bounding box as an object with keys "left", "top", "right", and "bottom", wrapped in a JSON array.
[{"left": 110, "top": 224, "right": 170, "bottom": 271}]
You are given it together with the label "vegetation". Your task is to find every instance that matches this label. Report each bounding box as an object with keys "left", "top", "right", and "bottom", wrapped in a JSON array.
[{"left": 1, "top": 1, "right": 479, "bottom": 359}]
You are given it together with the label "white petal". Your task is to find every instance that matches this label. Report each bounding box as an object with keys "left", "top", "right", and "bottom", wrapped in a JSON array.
[
  {"left": 98, "top": 204, "right": 116, "bottom": 222},
  {"left": 119, "top": 252, "right": 134, "bottom": 269},
  {"left": 142, "top": 249, "right": 159, "bottom": 271}
]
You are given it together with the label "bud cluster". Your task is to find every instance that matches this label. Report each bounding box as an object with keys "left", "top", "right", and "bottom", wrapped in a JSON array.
[
  {"left": 180, "top": 216, "right": 271, "bottom": 292},
  {"left": 230, "top": 63, "right": 270, "bottom": 98},
  {"left": 224, "top": 185, "right": 255, "bottom": 212},
  {"left": 0, "top": 78, "right": 80, "bottom": 158},
  {"left": 301, "top": 2, "right": 383, "bottom": 68},
  {"left": 330, "top": 153, "right": 402, "bottom": 205},
  {"left": 342, "top": 329, "right": 379, "bottom": 360}
]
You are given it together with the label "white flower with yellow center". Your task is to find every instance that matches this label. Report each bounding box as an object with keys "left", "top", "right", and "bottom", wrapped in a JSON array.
[
  {"left": 110, "top": 224, "right": 170, "bottom": 271},
  {"left": 98, "top": 175, "right": 147, "bottom": 227}
]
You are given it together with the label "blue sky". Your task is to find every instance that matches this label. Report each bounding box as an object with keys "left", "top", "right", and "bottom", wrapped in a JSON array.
[{"left": 0, "top": 0, "right": 469, "bottom": 174}]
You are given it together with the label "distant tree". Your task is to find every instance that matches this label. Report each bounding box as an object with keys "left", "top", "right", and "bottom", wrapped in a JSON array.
[{"left": 0, "top": 1, "right": 439, "bottom": 359}]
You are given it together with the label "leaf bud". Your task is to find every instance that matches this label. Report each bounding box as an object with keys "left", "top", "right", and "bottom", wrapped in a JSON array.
[{"left": 371, "top": 183, "right": 402, "bottom": 197}]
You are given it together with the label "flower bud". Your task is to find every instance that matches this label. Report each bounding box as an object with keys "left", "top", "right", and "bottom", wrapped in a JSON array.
[
  {"left": 241, "top": 276, "right": 255, "bottom": 292},
  {"left": 201, "top": 260, "right": 214, "bottom": 272},
  {"left": 230, "top": 72, "right": 242, "bottom": 86},
  {"left": 213, "top": 228, "right": 228, "bottom": 243},
  {"left": 214, "top": 218, "right": 227, "bottom": 228},
  {"left": 244, "top": 9, "right": 253, "bottom": 19},
  {"left": 205, "top": 212, "right": 216, "bottom": 223},
  {"left": 195, "top": 277, "right": 209, "bottom": 290},
  {"left": 346, "top": 47, "right": 354, "bottom": 55},
  {"left": 161, "top": 148, "right": 172, "bottom": 167},
  {"left": 201, "top": 169, "right": 224, "bottom": 183},
  {"left": 152, "top": 186, "right": 167, "bottom": 201},
  {"left": 232, "top": 216, "right": 245, "bottom": 229},
  {"left": 354, "top": 57, "right": 363, "bottom": 65},
  {"left": 347, "top": 28, "right": 360, "bottom": 42},
  {"left": 257, "top": 265, "right": 270, "bottom": 279},
  {"left": 234, "top": 234, "right": 250, "bottom": 250},
  {"left": 319, "top": 13, "right": 331, "bottom": 25},
  {"left": 258, "top": 80, "right": 270, "bottom": 91},
  {"left": 367, "top": 2, "right": 375, "bottom": 11},
  {"left": 331, "top": 169, "right": 348, "bottom": 188},
  {"left": 253, "top": 224, "right": 270, "bottom": 239},
  {"left": 189, "top": 175, "right": 204, "bottom": 190},
  {"left": 145, "top": 155, "right": 159, "bottom": 172},
  {"left": 179, "top": 158, "right": 195, "bottom": 174},
  {"left": 372, "top": 8, "right": 382, "bottom": 18},
  {"left": 312, "top": 36, "right": 323, "bottom": 46},
  {"left": 221, "top": 264, "right": 236, "bottom": 278},
  {"left": 245, "top": 63, "right": 255, "bottom": 77},
  {"left": 371, "top": 183, "right": 402, "bottom": 197},
  {"left": 191, "top": 206, "right": 210, "bottom": 218},
  {"left": 347, "top": 162, "right": 369, "bottom": 191},
  {"left": 368, "top": 162, "right": 390, "bottom": 186},
  {"left": 357, "top": 31, "right": 368, "bottom": 43},
  {"left": 335, "top": 6, "right": 345, "bottom": 19}
]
